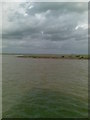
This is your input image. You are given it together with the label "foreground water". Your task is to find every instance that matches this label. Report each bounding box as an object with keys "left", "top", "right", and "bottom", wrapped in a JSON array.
[{"left": 2, "top": 55, "right": 88, "bottom": 118}]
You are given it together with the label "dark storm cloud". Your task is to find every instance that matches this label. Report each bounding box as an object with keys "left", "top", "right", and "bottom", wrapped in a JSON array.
[
  {"left": 26, "top": 2, "right": 87, "bottom": 14},
  {"left": 2, "top": 2, "right": 88, "bottom": 54}
]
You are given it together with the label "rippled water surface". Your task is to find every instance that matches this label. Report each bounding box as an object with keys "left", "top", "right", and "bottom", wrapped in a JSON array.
[{"left": 2, "top": 55, "right": 88, "bottom": 118}]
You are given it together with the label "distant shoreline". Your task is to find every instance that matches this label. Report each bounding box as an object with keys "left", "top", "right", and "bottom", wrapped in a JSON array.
[
  {"left": 2, "top": 53, "right": 89, "bottom": 59},
  {"left": 17, "top": 55, "right": 89, "bottom": 60}
]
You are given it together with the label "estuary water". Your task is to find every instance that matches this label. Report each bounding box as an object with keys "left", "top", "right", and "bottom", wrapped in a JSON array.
[{"left": 2, "top": 55, "right": 88, "bottom": 118}]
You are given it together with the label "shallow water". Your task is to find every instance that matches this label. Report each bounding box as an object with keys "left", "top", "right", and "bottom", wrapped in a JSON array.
[{"left": 2, "top": 55, "right": 88, "bottom": 118}]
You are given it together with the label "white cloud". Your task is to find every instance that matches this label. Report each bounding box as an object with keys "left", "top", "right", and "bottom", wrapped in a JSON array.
[
  {"left": 75, "top": 24, "right": 88, "bottom": 30},
  {"left": 28, "top": 5, "right": 34, "bottom": 9}
]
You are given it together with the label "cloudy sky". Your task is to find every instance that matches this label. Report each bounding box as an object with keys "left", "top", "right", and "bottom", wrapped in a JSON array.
[{"left": 2, "top": 2, "right": 88, "bottom": 54}]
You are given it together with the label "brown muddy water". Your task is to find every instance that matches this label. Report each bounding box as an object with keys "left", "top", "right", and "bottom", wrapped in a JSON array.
[{"left": 2, "top": 55, "right": 88, "bottom": 118}]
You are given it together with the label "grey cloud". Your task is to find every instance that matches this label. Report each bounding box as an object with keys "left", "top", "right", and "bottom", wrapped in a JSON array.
[
  {"left": 26, "top": 2, "right": 88, "bottom": 14},
  {"left": 2, "top": 2, "right": 88, "bottom": 54}
]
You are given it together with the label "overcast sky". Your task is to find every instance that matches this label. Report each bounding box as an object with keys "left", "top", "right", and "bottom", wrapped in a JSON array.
[{"left": 2, "top": 2, "right": 88, "bottom": 54}]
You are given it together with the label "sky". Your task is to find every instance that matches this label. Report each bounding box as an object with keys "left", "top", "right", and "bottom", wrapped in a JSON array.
[{"left": 2, "top": 2, "right": 88, "bottom": 54}]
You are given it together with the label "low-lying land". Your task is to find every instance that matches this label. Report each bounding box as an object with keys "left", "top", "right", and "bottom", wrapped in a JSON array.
[{"left": 17, "top": 54, "right": 89, "bottom": 59}]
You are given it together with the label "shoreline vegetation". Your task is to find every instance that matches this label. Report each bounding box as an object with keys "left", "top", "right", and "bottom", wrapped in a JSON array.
[
  {"left": 2, "top": 53, "right": 89, "bottom": 60},
  {"left": 17, "top": 55, "right": 89, "bottom": 59}
]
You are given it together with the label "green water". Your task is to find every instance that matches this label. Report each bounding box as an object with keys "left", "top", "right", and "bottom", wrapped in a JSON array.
[{"left": 2, "top": 55, "right": 88, "bottom": 118}]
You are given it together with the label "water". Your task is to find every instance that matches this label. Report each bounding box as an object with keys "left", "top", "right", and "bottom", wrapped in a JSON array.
[{"left": 2, "top": 55, "right": 88, "bottom": 118}]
